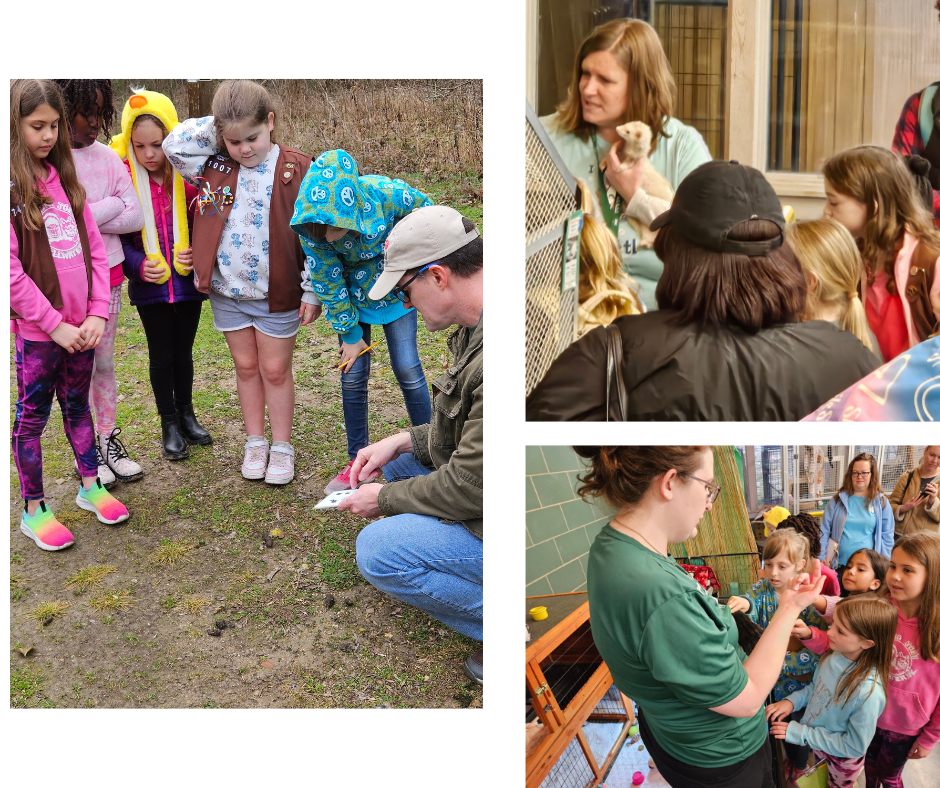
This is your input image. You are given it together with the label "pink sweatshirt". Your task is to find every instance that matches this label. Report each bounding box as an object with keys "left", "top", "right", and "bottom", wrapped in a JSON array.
[
  {"left": 72, "top": 141, "right": 143, "bottom": 286},
  {"left": 799, "top": 596, "right": 940, "bottom": 747},
  {"left": 10, "top": 163, "right": 110, "bottom": 341}
]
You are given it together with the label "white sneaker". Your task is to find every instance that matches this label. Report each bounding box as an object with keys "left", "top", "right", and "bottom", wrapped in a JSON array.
[
  {"left": 242, "top": 437, "right": 269, "bottom": 480},
  {"left": 101, "top": 429, "right": 143, "bottom": 482},
  {"left": 73, "top": 443, "right": 115, "bottom": 487},
  {"left": 265, "top": 443, "right": 294, "bottom": 485}
]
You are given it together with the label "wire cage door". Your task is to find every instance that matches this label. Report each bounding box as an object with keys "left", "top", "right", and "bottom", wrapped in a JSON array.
[{"left": 525, "top": 102, "right": 580, "bottom": 396}]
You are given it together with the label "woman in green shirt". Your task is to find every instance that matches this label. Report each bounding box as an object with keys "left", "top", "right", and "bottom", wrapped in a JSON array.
[
  {"left": 578, "top": 446, "right": 825, "bottom": 788},
  {"left": 541, "top": 19, "right": 712, "bottom": 309}
]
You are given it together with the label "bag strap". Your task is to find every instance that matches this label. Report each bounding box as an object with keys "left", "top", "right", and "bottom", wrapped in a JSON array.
[
  {"left": 605, "top": 324, "right": 628, "bottom": 421},
  {"left": 901, "top": 469, "right": 916, "bottom": 501}
]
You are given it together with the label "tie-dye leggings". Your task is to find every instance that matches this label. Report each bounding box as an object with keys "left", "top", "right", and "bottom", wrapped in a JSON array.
[
  {"left": 12, "top": 336, "right": 98, "bottom": 499},
  {"left": 812, "top": 749, "right": 864, "bottom": 787},
  {"left": 864, "top": 727, "right": 919, "bottom": 788}
]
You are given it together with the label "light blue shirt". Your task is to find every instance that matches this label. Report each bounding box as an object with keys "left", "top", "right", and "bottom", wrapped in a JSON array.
[
  {"left": 541, "top": 115, "right": 712, "bottom": 309},
  {"left": 784, "top": 652, "right": 885, "bottom": 759},
  {"left": 839, "top": 495, "right": 878, "bottom": 568}
]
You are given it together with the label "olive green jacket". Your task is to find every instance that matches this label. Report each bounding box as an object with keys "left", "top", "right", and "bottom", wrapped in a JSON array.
[
  {"left": 377, "top": 315, "right": 483, "bottom": 539},
  {"left": 890, "top": 466, "right": 940, "bottom": 538}
]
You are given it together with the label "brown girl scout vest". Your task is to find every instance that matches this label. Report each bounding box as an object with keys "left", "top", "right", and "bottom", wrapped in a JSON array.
[
  {"left": 10, "top": 188, "right": 94, "bottom": 320},
  {"left": 190, "top": 146, "right": 312, "bottom": 313}
]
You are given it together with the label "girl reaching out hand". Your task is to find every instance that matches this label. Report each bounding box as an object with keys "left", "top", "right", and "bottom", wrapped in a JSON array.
[
  {"left": 766, "top": 594, "right": 896, "bottom": 788},
  {"left": 10, "top": 79, "right": 130, "bottom": 551}
]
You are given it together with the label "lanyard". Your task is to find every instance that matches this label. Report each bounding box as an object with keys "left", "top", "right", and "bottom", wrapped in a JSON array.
[{"left": 592, "top": 130, "right": 622, "bottom": 235}]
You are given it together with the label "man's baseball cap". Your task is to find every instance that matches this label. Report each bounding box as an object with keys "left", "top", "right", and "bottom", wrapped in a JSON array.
[
  {"left": 649, "top": 160, "right": 785, "bottom": 255},
  {"left": 369, "top": 206, "right": 480, "bottom": 300}
]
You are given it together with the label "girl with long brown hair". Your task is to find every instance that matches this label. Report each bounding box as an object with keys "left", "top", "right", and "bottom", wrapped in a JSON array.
[
  {"left": 10, "top": 79, "right": 130, "bottom": 552},
  {"left": 767, "top": 594, "right": 896, "bottom": 787},
  {"left": 865, "top": 533, "right": 940, "bottom": 785},
  {"left": 819, "top": 452, "right": 895, "bottom": 587},
  {"left": 822, "top": 145, "right": 940, "bottom": 362},
  {"left": 541, "top": 18, "right": 711, "bottom": 308}
]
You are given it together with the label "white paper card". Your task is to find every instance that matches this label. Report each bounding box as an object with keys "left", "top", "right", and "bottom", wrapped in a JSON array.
[{"left": 314, "top": 489, "right": 356, "bottom": 509}]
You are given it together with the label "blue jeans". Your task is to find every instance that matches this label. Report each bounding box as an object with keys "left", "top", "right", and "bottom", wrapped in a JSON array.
[
  {"left": 340, "top": 311, "right": 431, "bottom": 459},
  {"left": 355, "top": 454, "right": 483, "bottom": 641}
]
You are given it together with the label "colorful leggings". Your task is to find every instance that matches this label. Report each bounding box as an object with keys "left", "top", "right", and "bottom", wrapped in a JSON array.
[
  {"left": 12, "top": 336, "right": 98, "bottom": 499},
  {"left": 864, "top": 727, "right": 919, "bottom": 788},
  {"left": 89, "top": 283, "right": 121, "bottom": 435},
  {"left": 812, "top": 749, "right": 864, "bottom": 788}
]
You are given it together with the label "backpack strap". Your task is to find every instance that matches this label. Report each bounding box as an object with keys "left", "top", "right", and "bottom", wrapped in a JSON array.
[{"left": 901, "top": 469, "right": 916, "bottom": 501}]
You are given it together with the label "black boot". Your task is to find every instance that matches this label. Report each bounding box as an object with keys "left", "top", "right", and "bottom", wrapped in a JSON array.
[
  {"left": 160, "top": 413, "right": 189, "bottom": 460},
  {"left": 178, "top": 405, "right": 213, "bottom": 446}
]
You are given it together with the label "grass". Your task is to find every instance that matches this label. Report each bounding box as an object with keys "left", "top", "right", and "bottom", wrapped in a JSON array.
[
  {"left": 24, "top": 601, "right": 71, "bottom": 630},
  {"left": 89, "top": 589, "right": 135, "bottom": 612},
  {"left": 11, "top": 572, "right": 29, "bottom": 602},
  {"left": 9, "top": 80, "right": 482, "bottom": 709},
  {"left": 65, "top": 565, "right": 117, "bottom": 594},
  {"left": 149, "top": 540, "right": 196, "bottom": 566},
  {"left": 10, "top": 664, "right": 51, "bottom": 708}
]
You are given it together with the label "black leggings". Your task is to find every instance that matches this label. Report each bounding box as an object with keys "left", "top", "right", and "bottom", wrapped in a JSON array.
[
  {"left": 136, "top": 300, "right": 203, "bottom": 416},
  {"left": 638, "top": 708, "right": 774, "bottom": 788}
]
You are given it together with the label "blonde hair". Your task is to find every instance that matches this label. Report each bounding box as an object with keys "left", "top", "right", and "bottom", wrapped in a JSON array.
[
  {"left": 577, "top": 211, "right": 641, "bottom": 330},
  {"left": 762, "top": 528, "right": 809, "bottom": 570},
  {"left": 823, "top": 146, "right": 940, "bottom": 286},
  {"left": 211, "top": 80, "right": 278, "bottom": 152},
  {"left": 130, "top": 114, "right": 175, "bottom": 193},
  {"left": 555, "top": 19, "right": 676, "bottom": 152},
  {"left": 785, "top": 219, "right": 875, "bottom": 354},
  {"left": 820, "top": 594, "right": 896, "bottom": 704}
]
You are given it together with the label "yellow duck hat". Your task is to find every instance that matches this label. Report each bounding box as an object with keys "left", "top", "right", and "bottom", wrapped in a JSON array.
[
  {"left": 763, "top": 505, "right": 791, "bottom": 537},
  {"left": 110, "top": 90, "right": 190, "bottom": 283}
]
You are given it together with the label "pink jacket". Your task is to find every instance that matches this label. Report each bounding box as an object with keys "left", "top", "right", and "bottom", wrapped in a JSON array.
[
  {"left": 10, "top": 163, "right": 110, "bottom": 341},
  {"left": 801, "top": 596, "right": 940, "bottom": 747},
  {"left": 72, "top": 141, "right": 143, "bottom": 287}
]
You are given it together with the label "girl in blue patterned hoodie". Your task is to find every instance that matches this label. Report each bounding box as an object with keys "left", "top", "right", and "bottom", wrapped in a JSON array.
[{"left": 291, "top": 150, "right": 432, "bottom": 492}]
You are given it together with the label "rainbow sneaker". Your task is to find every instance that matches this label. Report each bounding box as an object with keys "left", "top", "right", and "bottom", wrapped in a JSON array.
[
  {"left": 75, "top": 479, "right": 129, "bottom": 525},
  {"left": 20, "top": 501, "right": 75, "bottom": 551}
]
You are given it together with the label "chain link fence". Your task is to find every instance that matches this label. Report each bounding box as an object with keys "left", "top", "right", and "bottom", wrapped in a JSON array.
[{"left": 526, "top": 104, "right": 579, "bottom": 396}]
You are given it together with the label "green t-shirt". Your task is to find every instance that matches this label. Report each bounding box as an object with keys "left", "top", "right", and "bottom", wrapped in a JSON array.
[
  {"left": 541, "top": 115, "right": 712, "bottom": 310},
  {"left": 586, "top": 525, "right": 767, "bottom": 768}
]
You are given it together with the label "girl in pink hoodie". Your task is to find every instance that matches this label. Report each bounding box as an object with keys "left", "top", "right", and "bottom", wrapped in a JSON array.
[
  {"left": 10, "top": 79, "right": 130, "bottom": 551},
  {"left": 864, "top": 532, "right": 940, "bottom": 787}
]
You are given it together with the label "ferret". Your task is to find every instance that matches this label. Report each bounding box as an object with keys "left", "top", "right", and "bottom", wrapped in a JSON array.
[{"left": 615, "top": 121, "right": 675, "bottom": 247}]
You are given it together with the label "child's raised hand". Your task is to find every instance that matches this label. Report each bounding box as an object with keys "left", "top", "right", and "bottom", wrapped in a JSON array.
[
  {"left": 726, "top": 596, "right": 749, "bottom": 614},
  {"left": 78, "top": 316, "right": 106, "bottom": 350},
  {"left": 769, "top": 720, "right": 790, "bottom": 739},
  {"left": 765, "top": 699, "right": 793, "bottom": 722},
  {"left": 791, "top": 620, "right": 812, "bottom": 640},
  {"left": 49, "top": 321, "right": 84, "bottom": 354}
]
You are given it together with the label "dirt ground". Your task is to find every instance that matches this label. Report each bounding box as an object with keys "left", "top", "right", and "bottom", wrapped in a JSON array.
[{"left": 10, "top": 296, "right": 482, "bottom": 710}]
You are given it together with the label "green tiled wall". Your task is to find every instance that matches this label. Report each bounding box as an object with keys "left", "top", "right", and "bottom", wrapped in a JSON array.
[{"left": 526, "top": 446, "right": 614, "bottom": 594}]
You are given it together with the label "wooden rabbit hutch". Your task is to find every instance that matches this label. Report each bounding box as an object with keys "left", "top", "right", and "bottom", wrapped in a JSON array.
[{"left": 525, "top": 592, "right": 633, "bottom": 788}]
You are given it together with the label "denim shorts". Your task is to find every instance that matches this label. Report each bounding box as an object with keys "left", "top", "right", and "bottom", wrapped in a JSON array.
[{"left": 208, "top": 292, "right": 300, "bottom": 338}]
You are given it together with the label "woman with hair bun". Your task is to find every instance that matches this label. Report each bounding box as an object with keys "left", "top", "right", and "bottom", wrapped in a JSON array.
[{"left": 579, "top": 446, "right": 824, "bottom": 788}]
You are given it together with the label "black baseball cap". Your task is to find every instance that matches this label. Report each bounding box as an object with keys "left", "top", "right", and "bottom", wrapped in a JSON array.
[{"left": 649, "top": 160, "right": 785, "bottom": 255}]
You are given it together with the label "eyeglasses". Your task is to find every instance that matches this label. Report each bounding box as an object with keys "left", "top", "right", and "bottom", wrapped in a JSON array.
[
  {"left": 851, "top": 471, "right": 871, "bottom": 478},
  {"left": 390, "top": 263, "right": 434, "bottom": 303},
  {"left": 689, "top": 474, "right": 721, "bottom": 504}
]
